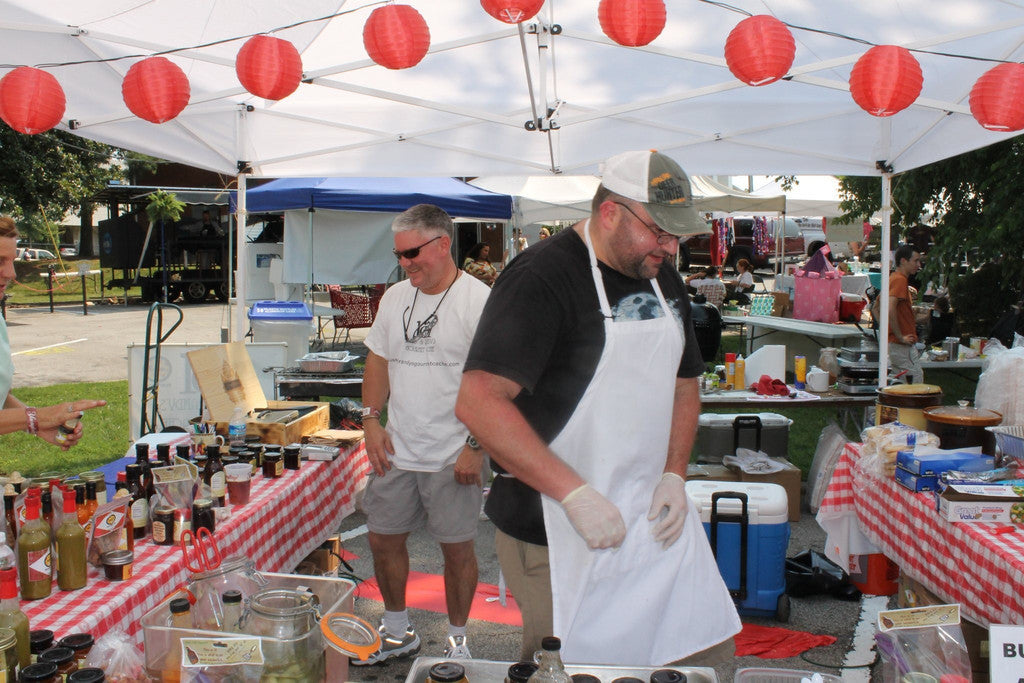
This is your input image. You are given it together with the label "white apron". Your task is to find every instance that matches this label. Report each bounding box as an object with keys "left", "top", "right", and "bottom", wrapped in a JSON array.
[{"left": 540, "top": 221, "right": 741, "bottom": 665}]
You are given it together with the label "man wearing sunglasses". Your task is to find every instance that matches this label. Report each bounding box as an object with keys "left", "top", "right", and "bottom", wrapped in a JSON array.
[
  {"left": 357, "top": 204, "right": 491, "bottom": 665},
  {"left": 456, "top": 151, "right": 741, "bottom": 666}
]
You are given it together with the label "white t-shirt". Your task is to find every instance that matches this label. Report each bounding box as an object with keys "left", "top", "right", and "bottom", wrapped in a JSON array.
[
  {"left": 736, "top": 271, "right": 754, "bottom": 288},
  {"left": 365, "top": 273, "right": 490, "bottom": 471}
]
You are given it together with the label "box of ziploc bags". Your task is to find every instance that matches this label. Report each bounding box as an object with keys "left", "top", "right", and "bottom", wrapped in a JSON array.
[{"left": 895, "top": 448, "right": 993, "bottom": 477}]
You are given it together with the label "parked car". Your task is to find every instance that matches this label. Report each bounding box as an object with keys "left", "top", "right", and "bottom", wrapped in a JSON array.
[
  {"left": 59, "top": 247, "right": 77, "bottom": 257},
  {"left": 18, "top": 248, "right": 57, "bottom": 261},
  {"left": 681, "top": 216, "right": 820, "bottom": 271}
]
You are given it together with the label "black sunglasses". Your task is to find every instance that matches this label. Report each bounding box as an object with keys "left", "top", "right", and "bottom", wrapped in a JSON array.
[{"left": 393, "top": 235, "right": 443, "bottom": 260}]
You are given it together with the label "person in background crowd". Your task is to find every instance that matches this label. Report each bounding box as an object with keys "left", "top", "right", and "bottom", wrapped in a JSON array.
[
  {"left": 357, "top": 204, "right": 491, "bottom": 665},
  {"left": 0, "top": 216, "right": 106, "bottom": 444},
  {"left": 463, "top": 243, "right": 498, "bottom": 286},
  {"left": 925, "top": 295, "right": 958, "bottom": 345},
  {"left": 889, "top": 244, "right": 923, "bottom": 383},
  {"left": 538, "top": 227, "right": 551, "bottom": 240},
  {"left": 456, "top": 150, "right": 740, "bottom": 666},
  {"left": 724, "top": 258, "right": 755, "bottom": 304}
]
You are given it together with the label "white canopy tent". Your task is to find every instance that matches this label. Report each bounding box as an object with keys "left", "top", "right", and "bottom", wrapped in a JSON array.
[
  {"left": 469, "top": 174, "right": 786, "bottom": 242},
  {"left": 2, "top": 0, "right": 1023, "bottom": 382}
]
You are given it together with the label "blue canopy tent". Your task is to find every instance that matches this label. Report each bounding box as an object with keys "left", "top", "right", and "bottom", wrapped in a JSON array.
[{"left": 233, "top": 177, "right": 513, "bottom": 294}]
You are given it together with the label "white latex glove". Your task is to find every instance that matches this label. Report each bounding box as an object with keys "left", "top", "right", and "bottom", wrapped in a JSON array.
[
  {"left": 560, "top": 484, "right": 626, "bottom": 549},
  {"left": 647, "top": 472, "right": 688, "bottom": 549}
]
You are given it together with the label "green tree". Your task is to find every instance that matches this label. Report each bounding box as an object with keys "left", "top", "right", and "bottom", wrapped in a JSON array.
[
  {"left": 145, "top": 190, "right": 186, "bottom": 302},
  {"left": 0, "top": 126, "right": 155, "bottom": 256},
  {"left": 838, "top": 138, "right": 1024, "bottom": 335}
]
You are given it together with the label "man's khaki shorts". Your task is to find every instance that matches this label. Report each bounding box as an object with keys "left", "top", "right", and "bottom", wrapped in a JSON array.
[{"left": 362, "top": 464, "right": 482, "bottom": 543}]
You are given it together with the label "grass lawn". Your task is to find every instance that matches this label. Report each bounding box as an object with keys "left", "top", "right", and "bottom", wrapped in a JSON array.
[
  {"left": 1, "top": 381, "right": 130, "bottom": 478},
  {"left": 6, "top": 259, "right": 142, "bottom": 305}
]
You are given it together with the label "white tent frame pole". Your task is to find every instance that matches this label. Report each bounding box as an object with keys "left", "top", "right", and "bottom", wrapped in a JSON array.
[
  {"left": 878, "top": 172, "right": 893, "bottom": 387},
  {"left": 234, "top": 172, "right": 247, "bottom": 342}
]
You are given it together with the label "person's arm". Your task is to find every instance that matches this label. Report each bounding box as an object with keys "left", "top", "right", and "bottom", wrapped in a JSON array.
[
  {"left": 889, "top": 293, "right": 914, "bottom": 344},
  {"left": 646, "top": 376, "right": 700, "bottom": 549},
  {"left": 457, "top": 369, "right": 625, "bottom": 549},
  {"left": 361, "top": 351, "right": 395, "bottom": 477},
  {"left": 0, "top": 396, "right": 107, "bottom": 449}
]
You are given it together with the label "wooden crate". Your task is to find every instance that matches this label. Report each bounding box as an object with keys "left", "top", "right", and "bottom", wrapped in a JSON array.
[{"left": 188, "top": 342, "right": 330, "bottom": 446}]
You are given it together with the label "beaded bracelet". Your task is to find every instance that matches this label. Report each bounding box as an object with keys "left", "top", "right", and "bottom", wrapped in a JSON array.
[{"left": 24, "top": 406, "right": 39, "bottom": 435}]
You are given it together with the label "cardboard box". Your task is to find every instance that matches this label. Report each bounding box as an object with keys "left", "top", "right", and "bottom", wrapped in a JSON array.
[
  {"left": 897, "top": 572, "right": 989, "bottom": 676},
  {"left": 937, "top": 483, "right": 1024, "bottom": 523},
  {"left": 770, "top": 292, "right": 790, "bottom": 317},
  {"left": 297, "top": 536, "right": 341, "bottom": 575},
  {"left": 688, "top": 461, "right": 804, "bottom": 521},
  {"left": 187, "top": 342, "right": 329, "bottom": 446},
  {"left": 894, "top": 467, "right": 938, "bottom": 493},
  {"left": 686, "top": 463, "right": 740, "bottom": 482}
]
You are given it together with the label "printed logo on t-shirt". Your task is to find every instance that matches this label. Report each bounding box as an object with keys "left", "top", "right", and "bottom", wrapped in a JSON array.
[{"left": 611, "top": 293, "right": 685, "bottom": 332}]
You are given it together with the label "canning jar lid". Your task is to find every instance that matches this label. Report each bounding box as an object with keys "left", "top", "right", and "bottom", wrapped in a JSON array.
[
  {"left": 39, "top": 646, "right": 75, "bottom": 665},
  {"left": 100, "top": 550, "right": 133, "bottom": 566},
  {"left": 0, "top": 627, "right": 15, "bottom": 651},
  {"left": 58, "top": 633, "right": 94, "bottom": 651},
  {"left": 320, "top": 613, "right": 380, "bottom": 662},
  {"left": 19, "top": 662, "right": 59, "bottom": 681},
  {"left": 427, "top": 662, "right": 467, "bottom": 682},
  {"left": 67, "top": 668, "right": 106, "bottom": 682}
]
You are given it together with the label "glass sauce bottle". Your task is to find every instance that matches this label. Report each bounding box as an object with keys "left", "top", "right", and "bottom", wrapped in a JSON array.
[
  {"left": 203, "top": 445, "right": 226, "bottom": 506},
  {"left": 134, "top": 442, "right": 156, "bottom": 502},
  {"left": 0, "top": 567, "right": 30, "bottom": 668},
  {"left": 17, "top": 496, "right": 52, "bottom": 600},
  {"left": 527, "top": 637, "right": 571, "bottom": 682},
  {"left": 56, "top": 489, "right": 87, "bottom": 591},
  {"left": 125, "top": 464, "right": 148, "bottom": 541}
]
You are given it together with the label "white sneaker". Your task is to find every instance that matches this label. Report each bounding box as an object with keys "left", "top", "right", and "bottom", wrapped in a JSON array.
[
  {"left": 351, "top": 622, "right": 420, "bottom": 666},
  {"left": 444, "top": 634, "right": 472, "bottom": 659}
]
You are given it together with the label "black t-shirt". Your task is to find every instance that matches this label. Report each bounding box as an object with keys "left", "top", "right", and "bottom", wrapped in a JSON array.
[{"left": 464, "top": 227, "right": 705, "bottom": 545}]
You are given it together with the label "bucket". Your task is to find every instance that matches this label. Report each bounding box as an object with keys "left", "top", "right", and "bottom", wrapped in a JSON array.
[
  {"left": 848, "top": 553, "right": 898, "bottom": 596},
  {"left": 875, "top": 384, "right": 943, "bottom": 430}
]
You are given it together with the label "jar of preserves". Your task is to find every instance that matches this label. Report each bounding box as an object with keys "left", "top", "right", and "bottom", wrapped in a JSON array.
[
  {"left": 67, "top": 669, "right": 105, "bottom": 682},
  {"left": 100, "top": 550, "right": 133, "bottom": 581},
  {"left": 29, "top": 630, "right": 53, "bottom": 663},
  {"left": 56, "top": 633, "right": 94, "bottom": 664},
  {"left": 283, "top": 446, "right": 301, "bottom": 471},
  {"left": 262, "top": 454, "right": 283, "bottom": 479},
  {"left": 151, "top": 506, "right": 176, "bottom": 546},
  {"left": 18, "top": 661, "right": 59, "bottom": 682},
  {"left": 0, "top": 627, "right": 17, "bottom": 682},
  {"left": 38, "top": 645, "right": 78, "bottom": 677},
  {"left": 427, "top": 662, "right": 468, "bottom": 683},
  {"left": 506, "top": 662, "right": 538, "bottom": 682},
  {"left": 191, "top": 499, "right": 216, "bottom": 535}
]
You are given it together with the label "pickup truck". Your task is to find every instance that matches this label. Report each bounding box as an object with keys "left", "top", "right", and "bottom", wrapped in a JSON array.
[{"left": 680, "top": 216, "right": 826, "bottom": 271}]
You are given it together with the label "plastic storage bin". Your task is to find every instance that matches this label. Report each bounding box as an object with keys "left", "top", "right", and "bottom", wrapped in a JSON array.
[
  {"left": 248, "top": 300, "right": 313, "bottom": 365},
  {"left": 686, "top": 480, "right": 790, "bottom": 620},
  {"left": 695, "top": 413, "right": 792, "bottom": 463},
  {"left": 734, "top": 667, "right": 842, "bottom": 683},
  {"left": 141, "top": 572, "right": 355, "bottom": 682}
]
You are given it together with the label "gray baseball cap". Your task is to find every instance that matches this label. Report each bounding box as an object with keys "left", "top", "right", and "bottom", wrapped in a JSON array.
[{"left": 600, "top": 150, "right": 710, "bottom": 236}]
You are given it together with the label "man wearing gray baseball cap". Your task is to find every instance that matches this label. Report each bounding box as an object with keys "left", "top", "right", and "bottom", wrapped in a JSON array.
[{"left": 457, "top": 151, "right": 738, "bottom": 666}]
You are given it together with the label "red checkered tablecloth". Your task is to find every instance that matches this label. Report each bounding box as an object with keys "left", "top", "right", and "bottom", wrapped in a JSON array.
[
  {"left": 22, "top": 440, "right": 369, "bottom": 643},
  {"left": 820, "top": 443, "right": 1024, "bottom": 627}
]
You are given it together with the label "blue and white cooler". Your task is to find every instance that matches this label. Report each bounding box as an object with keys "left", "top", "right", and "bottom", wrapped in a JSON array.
[{"left": 686, "top": 480, "right": 791, "bottom": 621}]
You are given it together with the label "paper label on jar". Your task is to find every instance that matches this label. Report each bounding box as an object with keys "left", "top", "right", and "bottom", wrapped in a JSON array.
[
  {"left": 27, "top": 548, "right": 52, "bottom": 582},
  {"left": 274, "top": 461, "right": 283, "bottom": 476},
  {"left": 152, "top": 520, "right": 166, "bottom": 543},
  {"left": 180, "top": 638, "right": 264, "bottom": 667},
  {"left": 130, "top": 498, "right": 148, "bottom": 528},
  {"left": 211, "top": 471, "right": 226, "bottom": 498}
]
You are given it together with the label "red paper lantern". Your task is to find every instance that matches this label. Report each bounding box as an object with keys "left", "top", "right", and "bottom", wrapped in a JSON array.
[
  {"left": 363, "top": 5, "right": 431, "bottom": 70},
  {"left": 969, "top": 62, "right": 1024, "bottom": 132},
  {"left": 0, "top": 67, "right": 65, "bottom": 135},
  {"left": 122, "top": 57, "right": 190, "bottom": 124},
  {"left": 724, "top": 15, "right": 795, "bottom": 86},
  {"left": 598, "top": 0, "right": 666, "bottom": 47},
  {"left": 236, "top": 35, "right": 303, "bottom": 100},
  {"left": 849, "top": 45, "right": 922, "bottom": 117},
  {"left": 480, "top": 0, "right": 545, "bottom": 24}
]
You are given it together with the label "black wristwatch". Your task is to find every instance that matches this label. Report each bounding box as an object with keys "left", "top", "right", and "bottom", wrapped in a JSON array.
[{"left": 466, "top": 435, "right": 481, "bottom": 450}]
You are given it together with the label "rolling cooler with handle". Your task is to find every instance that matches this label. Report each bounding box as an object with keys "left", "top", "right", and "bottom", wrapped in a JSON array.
[
  {"left": 694, "top": 413, "right": 792, "bottom": 463},
  {"left": 686, "top": 480, "right": 791, "bottom": 621}
]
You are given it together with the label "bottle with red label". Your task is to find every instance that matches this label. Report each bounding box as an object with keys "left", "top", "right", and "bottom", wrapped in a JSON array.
[{"left": 16, "top": 496, "right": 51, "bottom": 600}]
